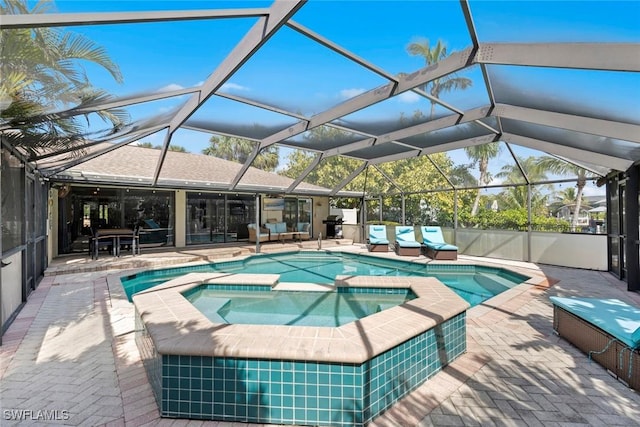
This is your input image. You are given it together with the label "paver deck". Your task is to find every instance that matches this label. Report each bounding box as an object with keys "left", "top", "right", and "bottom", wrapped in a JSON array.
[{"left": 1, "top": 244, "right": 639, "bottom": 426}]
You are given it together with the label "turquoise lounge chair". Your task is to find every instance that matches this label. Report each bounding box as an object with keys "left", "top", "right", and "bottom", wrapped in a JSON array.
[
  {"left": 420, "top": 226, "right": 458, "bottom": 260},
  {"left": 394, "top": 226, "right": 421, "bottom": 256},
  {"left": 367, "top": 225, "right": 389, "bottom": 252}
]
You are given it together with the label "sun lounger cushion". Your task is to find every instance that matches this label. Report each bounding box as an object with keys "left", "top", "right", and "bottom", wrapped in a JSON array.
[
  {"left": 420, "top": 226, "right": 458, "bottom": 251},
  {"left": 297, "top": 223, "right": 310, "bottom": 233},
  {"left": 265, "top": 222, "right": 288, "bottom": 233},
  {"left": 368, "top": 225, "right": 389, "bottom": 245},
  {"left": 395, "top": 226, "right": 421, "bottom": 248},
  {"left": 550, "top": 296, "right": 640, "bottom": 348}
]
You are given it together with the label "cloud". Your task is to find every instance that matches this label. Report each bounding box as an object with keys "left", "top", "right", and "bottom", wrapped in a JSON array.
[
  {"left": 157, "top": 83, "right": 184, "bottom": 92},
  {"left": 396, "top": 91, "right": 421, "bottom": 104},
  {"left": 340, "top": 88, "right": 366, "bottom": 99},
  {"left": 220, "top": 82, "right": 249, "bottom": 92}
]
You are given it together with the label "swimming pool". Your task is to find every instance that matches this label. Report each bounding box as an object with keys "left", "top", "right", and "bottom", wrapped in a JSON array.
[
  {"left": 131, "top": 251, "right": 535, "bottom": 426},
  {"left": 122, "top": 250, "right": 529, "bottom": 306}
]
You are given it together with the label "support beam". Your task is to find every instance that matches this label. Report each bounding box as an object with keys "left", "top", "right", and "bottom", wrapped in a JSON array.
[
  {"left": 0, "top": 87, "right": 198, "bottom": 131},
  {"left": 501, "top": 132, "right": 633, "bottom": 171},
  {"left": 324, "top": 138, "right": 376, "bottom": 157},
  {"left": 229, "top": 120, "right": 309, "bottom": 190},
  {"left": 312, "top": 48, "right": 474, "bottom": 130},
  {"left": 230, "top": 48, "right": 474, "bottom": 189},
  {"left": 420, "top": 133, "right": 498, "bottom": 155},
  {"left": 2, "top": 8, "right": 269, "bottom": 29},
  {"left": 368, "top": 150, "right": 421, "bottom": 165},
  {"left": 287, "top": 21, "right": 396, "bottom": 81},
  {"left": 40, "top": 126, "right": 166, "bottom": 177},
  {"left": 372, "top": 165, "right": 403, "bottom": 193},
  {"left": 475, "top": 42, "right": 640, "bottom": 72},
  {"left": 153, "top": 0, "right": 306, "bottom": 185},
  {"left": 286, "top": 154, "right": 323, "bottom": 193},
  {"left": 329, "top": 163, "right": 368, "bottom": 196},
  {"left": 494, "top": 103, "right": 640, "bottom": 144},
  {"left": 325, "top": 106, "right": 490, "bottom": 158}
]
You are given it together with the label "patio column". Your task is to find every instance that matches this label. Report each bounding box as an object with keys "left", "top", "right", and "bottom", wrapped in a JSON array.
[
  {"left": 625, "top": 166, "right": 639, "bottom": 291},
  {"left": 361, "top": 197, "right": 366, "bottom": 244},
  {"left": 453, "top": 189, "right": 458, "bottom": 244},
  {"left": 401, "top": 194, "right": 405, "bottom": 225},
  {"left": 255, "top": 194, "right": 260, "bottom": 254},
  {"left": 527, "top": 184, "right": 532, "bottom": 263}
]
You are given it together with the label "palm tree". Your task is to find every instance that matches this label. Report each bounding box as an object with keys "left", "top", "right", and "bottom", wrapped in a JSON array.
[
  {"left": 464, "top": 143, "right": 501, "bottom": 216},
  {"left": 0, "top": 0, "right": 126, "bottom": 157},
  {"left": 538, "top": 156, "right": 590, "bottom": 231},
  {"left": 495, "top": 156, "right": 549, "bottom": 184},
  {"left": 494, "top": 156, "right": 551, "bottom": 213},
  {"left": 406, "top": 38, "right": 473, "bottom": 118}
]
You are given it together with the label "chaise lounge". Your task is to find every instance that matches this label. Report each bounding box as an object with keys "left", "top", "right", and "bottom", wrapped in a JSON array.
[
  {"left": 367, "top": 225, "right": 389, "bottom": 252},
  {"left": 420, "top": 226, "right": 458, "bottom": 260},
  {"left": 551, "top": 296, "right": 640, "bottom": 391},
  {"left": 394, "top": 226, "right": 421, "bottom": 257}
]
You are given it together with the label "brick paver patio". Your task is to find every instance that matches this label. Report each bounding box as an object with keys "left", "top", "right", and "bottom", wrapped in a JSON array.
[{"left": 1, "top": 245, "right": 639, "bottom": 426}]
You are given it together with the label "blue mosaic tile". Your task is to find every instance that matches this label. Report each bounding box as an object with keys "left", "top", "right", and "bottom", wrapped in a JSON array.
[{"left": 137, "top": 293, "right": 466, "bottom": 426}]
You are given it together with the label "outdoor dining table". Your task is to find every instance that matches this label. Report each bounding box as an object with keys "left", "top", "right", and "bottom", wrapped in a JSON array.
[{"left": 92, "top": 228, "right": 138, "bottom": 259}]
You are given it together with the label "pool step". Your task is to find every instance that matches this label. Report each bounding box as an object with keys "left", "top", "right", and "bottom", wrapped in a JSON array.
[
  {"left": 198, "top": 297, "right": 230, "bottom": 323},
  {"left": 273, "top": 282, "right": 335, "bottom": 292},
  {"left": 475, "top": 272, "right": 517, "bottom": 293}
]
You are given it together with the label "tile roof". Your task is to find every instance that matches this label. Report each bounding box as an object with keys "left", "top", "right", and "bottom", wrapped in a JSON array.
[{"left": 54, "top": 144, "right": 330, "bottom": 194}]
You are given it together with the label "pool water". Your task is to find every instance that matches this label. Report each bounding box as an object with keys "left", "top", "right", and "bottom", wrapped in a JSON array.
[
  {"left": 121, "top": 251, "right": 528, "bottom": 306},
  {"left": 186, "top": 288, "right": 415, "bottom": 327}
]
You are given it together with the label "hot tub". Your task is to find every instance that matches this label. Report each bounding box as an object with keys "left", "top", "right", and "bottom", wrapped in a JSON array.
[{"left": 134, "top": 273, "right": 469, "bottom": 426}]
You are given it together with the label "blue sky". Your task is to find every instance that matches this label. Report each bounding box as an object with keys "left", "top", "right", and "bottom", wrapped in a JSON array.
[{"left": 37, "top": 1, "right": 639, "bottom": 194}]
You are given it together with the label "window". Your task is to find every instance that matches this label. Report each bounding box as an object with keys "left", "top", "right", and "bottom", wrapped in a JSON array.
[
  {"left": 186, "top": 193, "right": 256, "bottom": 245},
  {"left": 58, "top": 187, "right": 174, "bottom": 253}
]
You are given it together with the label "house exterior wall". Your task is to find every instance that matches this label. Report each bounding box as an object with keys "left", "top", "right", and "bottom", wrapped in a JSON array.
[
  {"left": 1, "top": 251, "right": 22, "bottom": 327},
  {"left": 174, "top": 190, "right": 186, "bottom": 248},
  {"left": 48, "top": 188, "right": 58, "bottom": 261}
]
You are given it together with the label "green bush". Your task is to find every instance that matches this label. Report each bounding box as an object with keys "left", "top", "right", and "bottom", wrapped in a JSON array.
[{"left": 459, "top": 208, "right": 570, "bottom": 232}]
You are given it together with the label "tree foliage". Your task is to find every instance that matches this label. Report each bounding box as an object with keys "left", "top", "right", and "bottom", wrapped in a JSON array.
[
  {"left": 202, "top": 134, "right": 279, "bottom": 172},
  {"left": 460, "top": 208, "right": 571, "bottom": 232},
  {"left": 0, "top": 0, "right": 126, "bottom": 158},
  {"left": 137, "top": 142, "right": 188, "bottom": 152},
  {"left": 537, "top": 156, "right": 590, "bottom": 230}
]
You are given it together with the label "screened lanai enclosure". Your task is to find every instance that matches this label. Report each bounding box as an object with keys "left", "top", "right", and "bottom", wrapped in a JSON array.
[{"left": 1, "top": 1, "right": 639, "bottom": 336}]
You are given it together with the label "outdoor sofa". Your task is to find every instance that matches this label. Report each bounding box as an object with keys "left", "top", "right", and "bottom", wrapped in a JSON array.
[
  {"left": 265, "top": 220, "right": 311, "bottom": 242},
  {"left": 551, "top": 296, "right": 640, "bottom": 391},
  {"left": 247, "top": 223, "right": 270, "bottom": 243}
]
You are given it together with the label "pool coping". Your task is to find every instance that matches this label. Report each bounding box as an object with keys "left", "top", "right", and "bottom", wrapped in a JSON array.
[{"left": 132, "top": 273, "right": 470, "bottom": 364}]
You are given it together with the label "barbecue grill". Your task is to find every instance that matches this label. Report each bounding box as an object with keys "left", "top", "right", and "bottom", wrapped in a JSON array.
[{"left": 322, "top": 215, "right": 344, "bottom": 238}]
